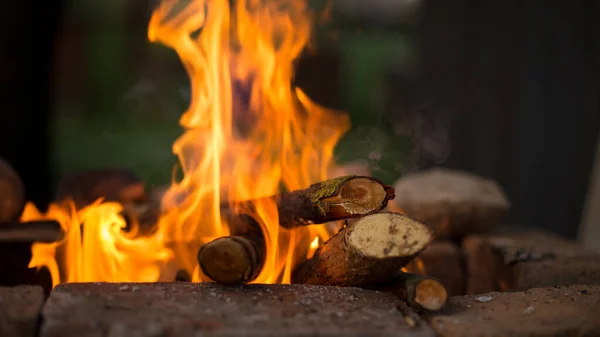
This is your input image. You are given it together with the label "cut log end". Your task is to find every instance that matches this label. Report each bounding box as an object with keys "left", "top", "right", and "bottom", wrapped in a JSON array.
[
  {"left": 347, "top": 213, "right": 433, "bottom": 259},
  {"left": 382, "top": 272, "right": 448, "bottom": 312},
  {"left": 414, "top": 278, "right": 448, "bottom": 311},
  {"left": 198, "top": 236, "right": 259, "bottom": 285},
  {"left": 292, "top": 212, "right": 433, "bottom": 287},
  {"left": 279, "top": 175, "right": 394, "bottom": 228},
  {"left": 323, "top": 177, "right": 392, "bottom": 216}
]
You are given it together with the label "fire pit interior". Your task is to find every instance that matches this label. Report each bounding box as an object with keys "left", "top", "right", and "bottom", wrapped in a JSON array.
[{"left": 1, "top": 0, "right": 599, "bottom": 336}]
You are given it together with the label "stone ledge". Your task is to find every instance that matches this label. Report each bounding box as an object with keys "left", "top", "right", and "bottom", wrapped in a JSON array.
[
  {"left": 41, "top": 282, "right": 435, "bottom": 337},
  {"left": 463, "top": 229, "right": 600, "bottom": 294},
  {"left": 0, "top": 285, "right": 45, "bottom": 337},
  {"left": 427, "top": 285, "right": 600, "bottom": 337}
]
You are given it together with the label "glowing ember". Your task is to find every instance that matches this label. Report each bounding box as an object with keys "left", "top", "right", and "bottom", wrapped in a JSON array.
[{"left": 25, "top": 0, "right": 349, "bottom": 287}]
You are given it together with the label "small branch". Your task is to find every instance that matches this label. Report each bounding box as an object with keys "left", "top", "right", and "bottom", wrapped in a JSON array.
[
  {"left": 291, "top": 212, "right": 432, "bottom": 287},
  {"left": 380, "top": 272, "right": 448, "bottom": 312},
  {"left": 0, "top": 220, "right": 63, "bottom": 242},
  {"left": 197, "top": 212, "right": 266, "bottom": 284}
]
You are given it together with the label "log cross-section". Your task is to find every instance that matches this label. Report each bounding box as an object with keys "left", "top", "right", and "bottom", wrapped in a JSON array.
[
  {"left": 277, "top": 175, "right": 395, "bottom": 228},
  {"left": 197, "top": 212, "right": 266, "bottom": 284},
  {"left": 292, "top": 212, "right": 433, "bottom": 287},
  {"left": 380, "top": 272, "right": 448, "bottom": 312}
]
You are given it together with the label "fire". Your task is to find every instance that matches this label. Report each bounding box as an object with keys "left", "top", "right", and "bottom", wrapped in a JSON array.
[{"left": 26, "top": 0, "right": 349, "bottom": 287}]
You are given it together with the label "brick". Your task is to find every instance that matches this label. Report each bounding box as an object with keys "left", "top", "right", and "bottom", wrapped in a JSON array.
[
  {"left": 392, "top": 168, "right": 509, "bottom": 239},
  {"left": 404, "top": 241, "right": 465, "bottom": 296},
  {"left": 427, "top": 285, "right": 600, "bottom": 337},
  {"left": 463, "top": 229, "right": 600, "bottom": 294},
  {"left": 41, "top": 282, "right": 435, "bottom": 337},
  {"left": 0, "top": 286, "right": 45, "bottom": 337}
]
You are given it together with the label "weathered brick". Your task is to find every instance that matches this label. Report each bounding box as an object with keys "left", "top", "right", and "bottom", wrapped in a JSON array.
[
  {"left": 0, "top": 286, "right": 45, "bottom": 337},
  {"left": 41, "top": 282, "right": 435, "bottom": 337},
  {"left": 404, "top": 241, "right": 465, "bottom": 296},
  {"left": 427, "top": 285, "right": 600, "bottom": 337},
  {"left": 392, "top": 168, "right": 509, "bottom": 239},
  {"left": 463, "top": 229, "right": 600, "bottom": 294}
]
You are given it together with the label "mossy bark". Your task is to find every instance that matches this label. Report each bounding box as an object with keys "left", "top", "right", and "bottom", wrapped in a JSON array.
[{"left": 277, "top": 175, "right": 395, "bottom": 228}]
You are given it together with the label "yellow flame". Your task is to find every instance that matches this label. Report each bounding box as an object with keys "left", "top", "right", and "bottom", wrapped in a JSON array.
[{"left": 27, "top": 0, "right": 350, "bottom": 286}]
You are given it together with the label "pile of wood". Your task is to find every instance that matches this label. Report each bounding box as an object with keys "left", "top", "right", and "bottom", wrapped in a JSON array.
[
  {"left": 196, "top": 175, "right": 448, "bottom": 312},
  {"left": 0, "top": 160, "right": 448, "bottom": 312}
]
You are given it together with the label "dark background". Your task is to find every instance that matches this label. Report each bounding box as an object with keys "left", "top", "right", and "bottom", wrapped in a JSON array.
[{"left": 0, "top": 0, "right": 598, "bottom": 240}]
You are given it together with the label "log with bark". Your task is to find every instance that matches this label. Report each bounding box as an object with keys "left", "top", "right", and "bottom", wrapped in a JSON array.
[
  {"left": 127, "top": 175, "right": 394, "bottom": 232},
  {"left": 276, "top": 175, "right": 395, "bottom": 228},
  {"left": 0, "top": 220, "right": 62, "bottom": 243},
  {"left": 291, "top": 212, "right": 433, "bottom": 287},
  {"left": 402, "top": 241, "right": 465, "bottom": 296},
  {"left": 197, "top": 212, "right": 266, "bottom": 284},
  {"left": 380, "top": 272, "right": 448, "bottom": 312},
  {"left": 0, "top": 157, "right": 25, "bottom": 223}
]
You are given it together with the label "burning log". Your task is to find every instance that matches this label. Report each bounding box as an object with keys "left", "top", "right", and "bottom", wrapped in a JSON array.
[
  {"left": 129, "top": 176, "right": 394, "bottom": 230},
  {"left": 197, "top": 213, "right": 266, "bottom": 284},
  {"left": 291, "top": 212, "right": 433, "bottom": 287},
  {"left": 0, "top": 220, "right": 62, "bottom": 243},
  {"left": 380, "top": 272, "right": 448, "bottom": 312},
  {"left": 276, "top": 175, "right": 395, "bottom": 228},
  {"left": 0, "top": 157, "right": 25, "bottom": 223}
]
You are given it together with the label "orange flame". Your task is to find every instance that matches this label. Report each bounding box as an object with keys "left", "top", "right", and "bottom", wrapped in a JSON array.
[{"left": 26, "top": 0, "right": 349, "bottom": 287}]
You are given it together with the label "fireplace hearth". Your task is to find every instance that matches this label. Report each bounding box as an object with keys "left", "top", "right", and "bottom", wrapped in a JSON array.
[
  {"left": 1, "top": 164, "right": 600, "bottom": 337},
  {"left": 1, "top": 0, "right": 599, "bottom": 334}
]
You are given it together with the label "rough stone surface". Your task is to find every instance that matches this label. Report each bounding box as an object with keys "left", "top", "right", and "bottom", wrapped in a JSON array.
[
  {"left": 427, "top": 285, "right": 600, "bottom": 337},
  {"left": 403, "top": 241, "right": 465, "bottom": 296},
  {"left": 392, "top": 168, "right": 509, "bottom": 239},
  {"left": 41, "top": 282, "right": 435, "bottom": 337},
  {"left": 0, "top": 286, "right": 45, "bottom": 337},
  {"left": 463, "top": 229, "right": 600, "bottom": 294}
]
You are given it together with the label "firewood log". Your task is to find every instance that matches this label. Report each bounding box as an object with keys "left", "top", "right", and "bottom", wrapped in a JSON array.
[
  {"left": 197, "top": 212, "right": 266, "bottom": 284},
  {"left": 0, "top": 220, "right": 62, "bottom": 242},
  {"left": 380, "top": 272, "right": 448, "bottom": 312},
  {"left": 131, "top": 175, "right": 395, "bottom": 230},
  {"left": 291, "top": 212, "right": 433, "bottom": 287},
  {"left": 0, "top": 157, "right": 25, "bottom": 223},
  {"left": 276, "top": 175, "right": 395, "bottom": 228}
]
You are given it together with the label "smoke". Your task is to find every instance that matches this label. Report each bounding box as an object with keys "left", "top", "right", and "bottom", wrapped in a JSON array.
[
  {"left": 384, "top": 73, "right": 454, "bottom": 171},
  {"left": 334, "top": 125, "right": 413, "bottom": 184}
]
